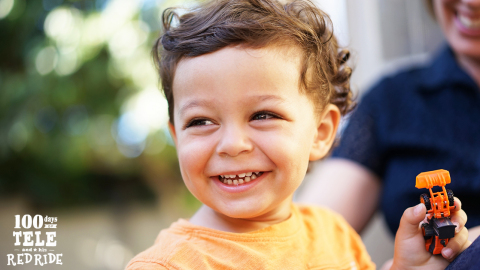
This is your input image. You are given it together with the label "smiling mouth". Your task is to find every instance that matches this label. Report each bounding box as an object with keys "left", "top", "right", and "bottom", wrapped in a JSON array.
[
  {"left": 457, "top": 13, "right": 480, "bottom": 29},
  {"left": 218, "top": 172, "right": 264, "bottom": 185}
]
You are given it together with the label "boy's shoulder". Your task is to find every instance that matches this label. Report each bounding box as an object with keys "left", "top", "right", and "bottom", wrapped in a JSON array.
[
  {"left": 295, "top": 204, "right": 375, "bottom": 269},
  {"left": 295, "top": 204, "right": 367, "bottom": 247},
  {"left": 125, "top": 219, "right": 192, "bottom": 270},
  {"left": 125, "top": 205, "right": 374, "bottom": 270},
  {"left": 296, "top": 204, "right": 356, "bottom": 231}
]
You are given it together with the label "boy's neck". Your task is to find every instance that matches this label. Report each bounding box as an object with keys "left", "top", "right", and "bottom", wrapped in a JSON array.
[{"left": 189, "top": 199, "right": 293, "bottom": 233}]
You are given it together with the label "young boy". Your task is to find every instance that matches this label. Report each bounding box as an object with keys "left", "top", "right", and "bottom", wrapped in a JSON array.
[{"left": 126, "top": 0, "right": 470, "bottom": 269}]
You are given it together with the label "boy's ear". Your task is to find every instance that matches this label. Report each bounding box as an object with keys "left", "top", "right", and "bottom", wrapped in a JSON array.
[
  {"left": 168, "top": 121, "right": 178, "bottom": 146},
  {"left": 309, "top": 104, "right": 341, "bottom": 161}
]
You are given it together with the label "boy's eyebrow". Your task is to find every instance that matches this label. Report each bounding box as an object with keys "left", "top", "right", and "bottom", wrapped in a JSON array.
[
  {"left": 178, "top": 99, "right": 215, "bottom": 117},
  {"left": 257, "top": 95, "right": 285, "bottom": 103},
  {"left": 178, "top": 95, "right": 286, "bottom": 116}
]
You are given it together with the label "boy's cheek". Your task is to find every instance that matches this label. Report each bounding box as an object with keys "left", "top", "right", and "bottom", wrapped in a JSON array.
[
  {"left": 176, "top": 140, "right": 213, "bottom": 172},
  {"left": 256, "top": 132, "right": 310, "bottom": 158},
  {"left": 255, "top": 135, "right": 310, "bottom": 173},
  {"left": 177, "top": 145, "right": 205, "bottom": 167}
]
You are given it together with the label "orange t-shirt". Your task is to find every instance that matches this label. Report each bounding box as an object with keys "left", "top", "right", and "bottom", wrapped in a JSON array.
[{"left": 126, "top": 204, "right": 375, "bottom": 270}]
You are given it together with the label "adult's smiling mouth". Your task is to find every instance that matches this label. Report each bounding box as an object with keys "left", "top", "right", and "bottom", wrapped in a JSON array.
[
  {"left": 217, "top": 172, "right": 265, "bottom": 185},
  {"left": 454, "top": 11, "right": 480, "bottom": 36},
  {"left": 457, "top": 13, "right": 480, "bottom": 29}
]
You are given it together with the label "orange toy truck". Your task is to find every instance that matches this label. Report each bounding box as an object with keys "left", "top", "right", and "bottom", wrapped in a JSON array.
[{"left": 416, "top": 169, "right": 456, "bottom": 255}]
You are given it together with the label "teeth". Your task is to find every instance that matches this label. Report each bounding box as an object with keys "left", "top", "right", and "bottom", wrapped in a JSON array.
[
  {"left": 220, "top": 172, "right": 258, "bottom": 179},
  {"left": 219, "top": 172, "right": 263, "bottom": 185},
  {"left": 458, "top": 14, "right": 480, "bottom": 29}
]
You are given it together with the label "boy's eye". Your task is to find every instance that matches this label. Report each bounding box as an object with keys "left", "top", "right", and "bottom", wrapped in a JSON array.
[
  {"left": 185, "top": 118, "right": 214, "bottom": 128},
  {"left": 251, "top": 111, "right": 280, "bottom": 121}
]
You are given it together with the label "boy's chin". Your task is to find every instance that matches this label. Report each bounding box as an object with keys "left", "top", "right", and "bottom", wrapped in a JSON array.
[
  {"left": 215, "top": 206, "right": 264, "bottom": 220},
  {"left": 213, "top": 202, "right": 291, "bottom": 223}
]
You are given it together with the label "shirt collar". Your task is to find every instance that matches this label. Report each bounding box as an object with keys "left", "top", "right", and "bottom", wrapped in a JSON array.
[{"left": 419, "top": 44, "right": 478, "bottom": 92}]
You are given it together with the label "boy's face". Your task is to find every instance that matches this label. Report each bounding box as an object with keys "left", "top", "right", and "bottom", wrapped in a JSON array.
[{"left": 169, "top": 45, "right": 336, "bottom": 220}]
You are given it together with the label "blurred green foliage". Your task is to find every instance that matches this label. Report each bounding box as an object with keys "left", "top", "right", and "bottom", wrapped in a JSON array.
[{"left": 0, "top": 0, "right": 191, "bottom": 209}]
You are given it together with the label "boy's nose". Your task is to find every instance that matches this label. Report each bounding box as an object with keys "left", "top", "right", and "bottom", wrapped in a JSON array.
[{"left": 216, "top": 124, "right": 253, "bottom": 157}]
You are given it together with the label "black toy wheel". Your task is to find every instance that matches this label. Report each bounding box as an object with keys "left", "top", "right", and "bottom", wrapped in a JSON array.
[
  {"left": 420, "top": 193, "right": 432, "bottom": 211},
  {"left": 422, "top": 222, "right": 435, "bottom": 239},
  {"left": 447, "top": 189, "right": 454, "bottom": 206}
]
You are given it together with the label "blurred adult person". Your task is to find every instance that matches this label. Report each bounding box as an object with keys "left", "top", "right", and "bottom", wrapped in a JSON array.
[{"left": 299, "top": 0, "right": 480, "bottom": 241}]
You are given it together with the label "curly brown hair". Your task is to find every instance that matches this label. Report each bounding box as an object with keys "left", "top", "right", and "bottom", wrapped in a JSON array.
[{"left": 153, "top": 0, "right": 354, "bottom": 125}]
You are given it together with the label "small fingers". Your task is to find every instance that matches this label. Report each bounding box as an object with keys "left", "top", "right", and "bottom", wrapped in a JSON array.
[
  {"left": 442, "top": 227, "right": 471, "bottom": 261},
  {"left": 453, "top": 197, "right": 462, "bottom": 211},
  {"left": 398, "top": 203, "right": 427, "bottom": 238},
  {"left": 451, "top": 209, "right": 468, "bottom": 234}
]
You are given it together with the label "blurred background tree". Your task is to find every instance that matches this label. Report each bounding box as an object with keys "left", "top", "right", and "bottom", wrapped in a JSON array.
[{"left": 0, "top": 0, "right": 198, "bottom": 210}]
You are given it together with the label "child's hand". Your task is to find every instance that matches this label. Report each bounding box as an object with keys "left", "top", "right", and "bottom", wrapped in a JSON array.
[{"left": 390, "top": 198, "right": 471, "bottom": 270}]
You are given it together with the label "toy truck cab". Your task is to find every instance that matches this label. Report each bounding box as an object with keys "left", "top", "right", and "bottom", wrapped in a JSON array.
[
  {"left": 416, "top": 169, "right": 457, "bottom": 254},
  {"left": 416, "top": 170, "right": 455, "bottom": 219}
]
